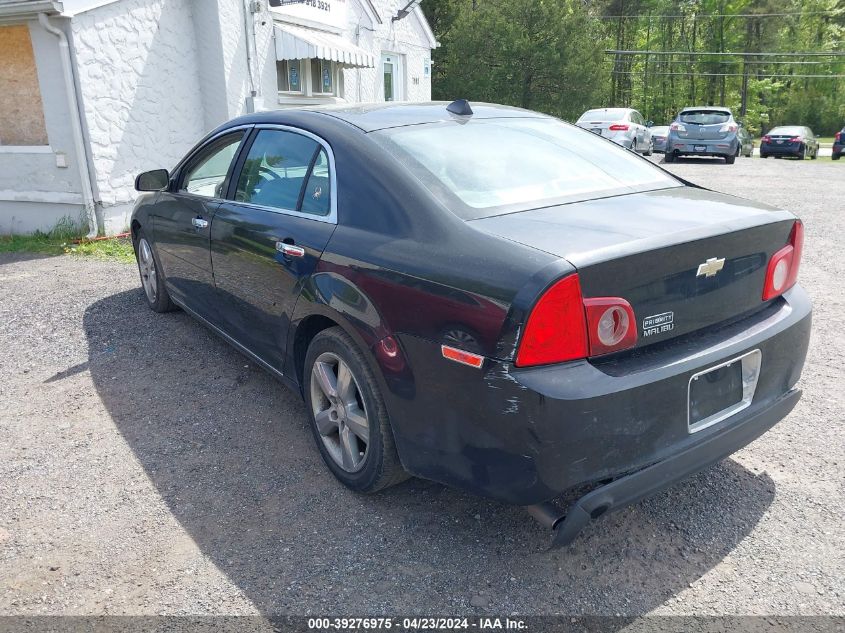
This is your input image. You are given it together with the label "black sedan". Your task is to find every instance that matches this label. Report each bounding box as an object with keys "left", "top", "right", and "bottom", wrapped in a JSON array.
[
  {"left": 131, "top": 101, "right": 811, "bottom": 547},
  {"left": 760, "top": 126, "right": 819, "bottom": 159}
]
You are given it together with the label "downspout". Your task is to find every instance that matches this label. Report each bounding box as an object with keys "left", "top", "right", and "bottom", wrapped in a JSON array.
[{"left": 38, "top": 12, "right": 98, "bottom": 237}]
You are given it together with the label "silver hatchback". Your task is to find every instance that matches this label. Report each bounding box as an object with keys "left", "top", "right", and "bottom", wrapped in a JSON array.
[{"left": 665, "top": 107, "right": 740, "bottom": 164}]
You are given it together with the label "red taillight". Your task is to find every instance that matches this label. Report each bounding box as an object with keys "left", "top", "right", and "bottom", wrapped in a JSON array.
[
  {"left": 762, "top": 135, "right": 771, "bottom": 143},
  {"left": 762, "top": 221, "right": 804, "bottom": 301},
  {"left": 515, "top": 275, "right": 588, "bottom": 367},
  {"left": 514, "top": 275, "right": 638, "bottom": 367},
  {"left": 789, "top": 136, "right": 801, "bottom": 143},
  {"left": 583, "top": 297, "right": 637, "bottom": 357},
  {"left": 608, "top": 123, "right": 629, "bottom": 131},
  {"left": 720, "top": 123, "right": 738, "bottom": 133},
  {"left": 836, "top": 132, "right": 842, "bottom": 142},
  {"left": 670, "top": 122, "right": 686, "bottom": 132}
]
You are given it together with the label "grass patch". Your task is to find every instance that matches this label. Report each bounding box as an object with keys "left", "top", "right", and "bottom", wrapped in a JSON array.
[{"left": 0, "top": 216, "right": 136, "bottom": 263}]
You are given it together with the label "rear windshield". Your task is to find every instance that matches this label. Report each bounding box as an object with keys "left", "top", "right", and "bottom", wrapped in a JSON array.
[
  {"left": 650, "top": 126, "right": 669, "bottom": 136},
  {"left": 768, "top": 126, "right": 803, "bottom": 136},
  {"left": 679, "top": 110, "right": 731, "bottom": 125},
  {"left": 372, "top": 117, "right": 681, "bottom": 220},
  {"left": 577, "top": 109, "right": 629, "bottom": 122}
]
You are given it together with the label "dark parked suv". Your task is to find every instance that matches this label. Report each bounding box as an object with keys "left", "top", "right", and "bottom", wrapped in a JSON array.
[{"left": 833, "top": 127, "right": 844, "bottom": 160}]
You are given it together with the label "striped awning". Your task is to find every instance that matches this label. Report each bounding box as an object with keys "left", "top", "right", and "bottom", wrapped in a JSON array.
[{"left": 274, "top": 23, "right": 375, "bottom": 68}]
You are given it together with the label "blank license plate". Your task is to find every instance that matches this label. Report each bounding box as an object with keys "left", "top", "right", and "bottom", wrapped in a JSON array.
[
  {"left": 688, "top": 350, "right": 761, "bottom": 433},
  {"left": 694, "top": 145, "right": 707, "bottom": 152}
]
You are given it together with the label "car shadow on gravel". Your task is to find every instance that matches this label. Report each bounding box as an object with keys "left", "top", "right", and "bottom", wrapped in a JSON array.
[{"left": 83, "top": 289, "right": 777, "bottom": 615}]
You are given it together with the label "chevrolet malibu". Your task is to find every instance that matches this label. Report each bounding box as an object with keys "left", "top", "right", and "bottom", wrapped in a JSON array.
[{"left": 131, "top": 101, "right": 811, "bottom": 547}]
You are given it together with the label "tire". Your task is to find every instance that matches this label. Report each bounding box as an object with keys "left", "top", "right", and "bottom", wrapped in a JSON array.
[
  {"left": 761, "top": 153, "right": 768, "bottom": 159},
  {"left": 833, "top": 154, "right": 841, "bottom": 161},
  {"left": 725, "top": 153, "right": 736, "bottom": 165},
  {"left": 810, "top": 149, "right": 817, "bottom": 160},
  {"left": 664, "top": 151, "right": 676, "bottom": 163},
  {"left": 133, "top": 227, "right": 175, "bottom": 313},
  {"left": 797, "top": 146, "right": 806, "bottom": 160},
  {"left": 643, "top": 140, "right": 653, "bottom": 156},
  {"left": 304, "top": 326, "right": 407, "bottom": 493}
]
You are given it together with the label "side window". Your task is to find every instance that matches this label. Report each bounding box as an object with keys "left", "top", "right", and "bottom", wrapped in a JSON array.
[
  {"left": 180, "top": 133, "right": 244, "bottom": 198},
  {"left": 300, "top": 149, "right": 331, "bottom": 216},
  {"left": 234, "top": 129, "right": 330, "bottom": 215}
]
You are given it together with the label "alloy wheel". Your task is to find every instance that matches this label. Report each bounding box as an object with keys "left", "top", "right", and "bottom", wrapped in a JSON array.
[
  {"left": 137, "top": 238, "right": 158, "bottom": 303},
  {"left": 309, "top": 352, "right": 370, "bottom": 472}
]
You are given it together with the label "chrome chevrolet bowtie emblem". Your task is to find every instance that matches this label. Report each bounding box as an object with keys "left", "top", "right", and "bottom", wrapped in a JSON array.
[{"left": 696, "top": 257, "right": 725, "bottom": 278}]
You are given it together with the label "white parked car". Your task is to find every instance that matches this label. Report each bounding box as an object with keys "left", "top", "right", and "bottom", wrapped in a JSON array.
[{"left": 575, "top": 107, "right": 653, "bottom": 155}]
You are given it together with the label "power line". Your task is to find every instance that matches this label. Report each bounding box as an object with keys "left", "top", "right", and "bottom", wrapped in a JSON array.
[
  {"left": 606, "top": 49, "right": 845, "bottom": 57},
  {"left": 594, "top": 11, "right": 842, "bottom": 19},
  {"left": 610, "top": 70, "right": 845, "bottom": 78}
]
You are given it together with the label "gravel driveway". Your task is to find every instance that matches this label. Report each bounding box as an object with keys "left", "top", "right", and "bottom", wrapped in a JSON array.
[{"left": 0, "top": 157, "right": 842, "bottom": 619}]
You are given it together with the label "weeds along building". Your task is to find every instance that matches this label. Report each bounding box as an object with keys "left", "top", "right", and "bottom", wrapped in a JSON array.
[{"left": 0, "top": 0, "right": 436, "bottom": 234}]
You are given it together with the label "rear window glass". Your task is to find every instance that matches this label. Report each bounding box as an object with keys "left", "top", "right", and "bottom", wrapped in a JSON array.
[
  {"left": 373, "top": 118, "right": 680, "bottom": 219},
  {"left": 651, "top": 126, "right": 669, "bottom": 136},
  {"left": 679, "top": 110, "right": 731, "bottom": 125},
  {"left": 577, "top": 109, "right": 628, "bottom": 122},
  {"left": 768, "top": 126, "right": 803, "bottom": 137}
]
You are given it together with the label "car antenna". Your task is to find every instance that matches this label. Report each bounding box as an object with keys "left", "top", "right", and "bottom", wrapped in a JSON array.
[{"left": 446, "top": 99, "right": 473, "bottom": 116}]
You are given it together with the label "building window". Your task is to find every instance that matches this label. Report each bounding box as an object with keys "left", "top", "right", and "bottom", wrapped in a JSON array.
[
  {"left": 276, "top": 58, "right": 340, "bottom": 99},
  {"left": 277, "top": 59, "right": 303, "bottom": 93},
  {"left": 310, "top": 59, "right": 334, "bottom": 95},
  {"left": 0, "top": 25, "right": 48, "bottom": 146}
]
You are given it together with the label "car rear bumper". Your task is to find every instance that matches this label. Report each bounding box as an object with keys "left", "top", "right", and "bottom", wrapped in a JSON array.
[
  {"left": 832, "top": 144, "right": 843, "bottom": 156},
  {"left": 383, "top": 286, "right": 811, "bottom": 506},
  {"left": 542, "top": 386, "right": 800, "bottom": 546},
  {"left": 670, "top": 140, "right": 737, "bottom": 156},
  {"left": 761, "top": 144, "right": 803, "bottom": 156}
]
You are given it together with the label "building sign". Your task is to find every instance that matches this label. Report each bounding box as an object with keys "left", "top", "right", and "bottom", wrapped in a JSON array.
[{"left": 270, "top": 0, "right": 348, "bottom": 31}]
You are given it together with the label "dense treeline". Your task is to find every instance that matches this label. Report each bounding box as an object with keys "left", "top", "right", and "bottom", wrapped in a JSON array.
[{"left": 422, "top": 0, "right": 845, "bottom": 135}]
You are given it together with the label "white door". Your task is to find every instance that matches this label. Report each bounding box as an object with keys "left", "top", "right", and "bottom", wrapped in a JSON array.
[{"left": 381, "top": 53, "right": 402, "bottom": 102}]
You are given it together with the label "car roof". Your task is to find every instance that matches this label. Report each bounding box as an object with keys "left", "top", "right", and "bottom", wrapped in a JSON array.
[{"left": 227, "top": 101, "right": 550, "bottom": 133}]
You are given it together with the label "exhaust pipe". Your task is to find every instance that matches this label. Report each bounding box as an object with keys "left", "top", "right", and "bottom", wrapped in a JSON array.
[{"left": 523, "top": 503, "right": 566, "bottom": 531}]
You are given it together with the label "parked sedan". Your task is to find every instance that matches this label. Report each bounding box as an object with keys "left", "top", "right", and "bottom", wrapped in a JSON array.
[
  {"left": 575, "top": 107, "right": 653, "bottom": 155},
  {"left": 737, "top": 125, "right": 754, "bottom": 157},
  {"left": 132, "top": 101, "right": 811, "bottom": 548},
  {"left": 760, "top": 126, "right": 819, "bottom": 160},
  {"left": 649, "top": 125, "right": 670, "bottom": 153},
  {"left": 665, "top": 106, "right": 741, "bottom": 163},
  {"left": 831, "top": 126, "right": 844, "bottom": 160}
]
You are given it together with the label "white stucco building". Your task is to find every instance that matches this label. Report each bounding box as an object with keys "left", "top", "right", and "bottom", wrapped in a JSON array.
[{"left": 0, "top": 0, "right": 436, "bottom": 235}]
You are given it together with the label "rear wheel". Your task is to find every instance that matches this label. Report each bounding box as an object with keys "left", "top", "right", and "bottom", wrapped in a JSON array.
[
  {"left": 810, "top": 148, "right": 818, "bottom": 160},
  {"left": 133, "top": 228, "right": 175, "bottom": 313},
  {"left": 664, "top": 151, "right": 676, "bottom": 163},
  {"left": 643, "top": 139, "right": 653, "bottom": 156},
  {"left": 304, "top": 327, "right": 407, "bottom": 493},
  {"left": 761, "top": 153, "right": 768, "bottom": 159},
  {"left": 833, "top": 154, "right": 841, "bottom": 161},
  {"left": 797, "top": 146, "right": 806, "bottom": 160},
  {"left": 725, "top": 153, "right": 736, "bottom": 165}
]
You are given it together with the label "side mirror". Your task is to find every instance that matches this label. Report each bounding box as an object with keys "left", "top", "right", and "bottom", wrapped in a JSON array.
[
  {"left": 736, "top": 120, "right": 744, "bottom": 127},
  {"left": 646, "top": 120, "right": 654, "bottom": 127},
  {"left": 135, "top": 169, "right": 170, "bottom": 192}
]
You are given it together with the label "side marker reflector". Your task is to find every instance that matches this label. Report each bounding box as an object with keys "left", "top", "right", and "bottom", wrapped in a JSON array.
[{"left": 441, "top": 345, "right": 484, "bottom": 368}]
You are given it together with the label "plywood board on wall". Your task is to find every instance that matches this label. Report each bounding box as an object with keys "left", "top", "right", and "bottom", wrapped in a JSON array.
[{"left": 0, "top": 24, "right": 49, "bottom": 146}]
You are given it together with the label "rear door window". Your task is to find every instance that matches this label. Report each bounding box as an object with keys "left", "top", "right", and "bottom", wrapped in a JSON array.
[
  {"left": 679, "top": 110, "right": 731, "bottom": 125},
  {"left": 234, "top": 129, "right": 323, "bottom": 212}
]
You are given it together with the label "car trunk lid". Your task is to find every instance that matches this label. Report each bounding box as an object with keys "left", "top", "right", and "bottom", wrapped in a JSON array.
[{"left": 470, "top": 187, "right": 797, "bottom": 350}]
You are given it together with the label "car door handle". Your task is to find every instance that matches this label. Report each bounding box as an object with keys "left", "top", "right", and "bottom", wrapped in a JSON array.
[
  {"left": 192, "top": 217, "right": 208, "bottom": 229},
  {"left": 276, "top": 241, "right": 305, "bottom": 257}
]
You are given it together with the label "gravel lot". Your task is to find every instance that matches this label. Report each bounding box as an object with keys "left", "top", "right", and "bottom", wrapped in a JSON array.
[{"left": 1, "top": 156, "right": 843, "bottom": 619}]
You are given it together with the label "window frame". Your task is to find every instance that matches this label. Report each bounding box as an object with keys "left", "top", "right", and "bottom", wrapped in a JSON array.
[
  {"left": 276, "top": 58, "right": 342, "bottom": 102},
  {"left": 172, "top": 126, "right": 251, "bottom": 202},
  {"left": 277, "top": 59, "right": 305, "bottom": 94},
  {"left": 224, "top": 124, "right": 338, "bottom": 225}
]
